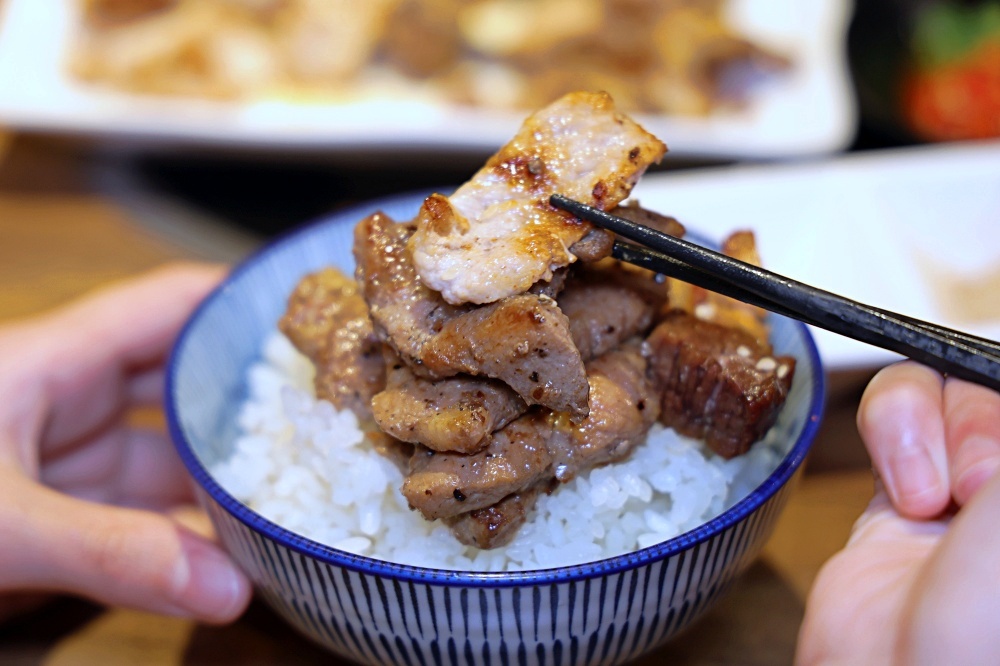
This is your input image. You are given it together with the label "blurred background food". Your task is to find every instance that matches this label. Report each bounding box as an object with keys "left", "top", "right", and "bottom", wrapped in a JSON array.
[
  {"left": 850, "top": 0, "right": 1000, "bottom": 145},
  {"left": 0, "top": 0, "right": 856, "bottom": 158},
  {"left": 70, "top": 0, "right": 790, "bottom": 117},
  {"left": 0, "top": 0, "right": 998, "bottom": 663}
]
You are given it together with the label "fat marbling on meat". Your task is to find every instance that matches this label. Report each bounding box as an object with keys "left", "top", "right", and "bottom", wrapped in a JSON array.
[
  {"left": 408, "top": 90, "right": 666, "bottom": 305},
  {"left": 643, "top": 310, "right": 795, "bottom": 459}
]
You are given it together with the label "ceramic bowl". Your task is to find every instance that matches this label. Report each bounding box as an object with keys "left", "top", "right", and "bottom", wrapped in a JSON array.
[{"left": 166, "top": 192, "right": 825, "bottom": 665}]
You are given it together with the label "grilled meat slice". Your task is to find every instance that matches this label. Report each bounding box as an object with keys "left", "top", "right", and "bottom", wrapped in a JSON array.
[
  {"left": 668, "top": 229, "right": 769, "bottom": 344},
  {"left": 612, "top": 200, "right": 686, "bottom": 238},
  {"left": 372, "top": 269, "right": 662, "bottom": 454},
  {"left": 444, "top": 483, "right": 547, "bottom": 550},
  {"left": 402, "top": 344, "right": 659, "bottom": 525},
  {"left": 372, "top": 355, "right": 526, "bottom": 453},
  {"left": 355, "top": 212, "right": 589, "bottom": 416},
  {"left": 278, "top": 267, "right": 386, "bottom": 418},
  {"left": 353, "top": 211, "right": 471, "bottom": 365},
  {"left": 567, "top": 227, "right": 614, "bottom": 263},
  {"left": 409, "top": 91, "right": 666, "bottom": 305},
  {"left": 558, "top": 280, "right": 655, "bottom": 360},
  {"left": 527, "top": 265, "right": 570, "bottom": 299},
  {"left": 420, "top": 294, "right": 589, "bottom": 416},
  {"left": 547, "top": 345, "right": 660, "bottom": 481},
  {"left": 561, "top": 202, "right": 682, "bottom": 266},
  {"left": 643, "top": 310, "right": 795, "bottom": 458},
  {"left": 402, "top": 413, "right": 555, "bottom": 520},
  {"left": 571, "top": 202, "right": 686, "bottom": 312}
]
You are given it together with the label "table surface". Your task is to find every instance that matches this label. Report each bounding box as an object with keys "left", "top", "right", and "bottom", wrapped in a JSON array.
[{"left": 0, "top": 135, "right": 880, "bottom": 665}]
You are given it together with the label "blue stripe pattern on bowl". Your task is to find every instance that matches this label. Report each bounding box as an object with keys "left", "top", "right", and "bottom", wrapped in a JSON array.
[{"left": 166, "top": 191, "right": 825, "bottom": 665}]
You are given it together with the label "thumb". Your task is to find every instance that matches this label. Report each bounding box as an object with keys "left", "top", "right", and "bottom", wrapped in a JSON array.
[
  {"left": 0, "top": 474, "right": 251, "bottom": 623},
  {"left": 899, "top": 471, "right": 1000, "bottom": 664}
]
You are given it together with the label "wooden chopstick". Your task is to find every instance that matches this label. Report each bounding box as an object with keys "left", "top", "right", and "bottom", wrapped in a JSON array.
[{"left": 550, "top": 194, "right": 1000, "bottom": 391}]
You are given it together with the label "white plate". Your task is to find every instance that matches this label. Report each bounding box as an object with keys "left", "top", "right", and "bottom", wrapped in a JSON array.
[
  {"left": 631, "top": 141, "right": 1000, "bottom": 369},
  {"left": 0, "top": 0, "right": 856, "bottom": 158}
]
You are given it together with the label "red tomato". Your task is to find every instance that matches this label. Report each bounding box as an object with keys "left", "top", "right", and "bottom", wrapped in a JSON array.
[{"left": 902, "top": 43, "right": 1000, "bottom": 141}]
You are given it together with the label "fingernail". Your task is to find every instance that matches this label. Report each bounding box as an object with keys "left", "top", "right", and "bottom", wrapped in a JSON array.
[
  {"left": 176, "top": 533, "right": 247, "bottom": 621},
  {"left": 954, "top": 436, "right": 1000, "bottom": 504},
  {"left": 891, "top": 442, "right": 943, "bottom": 506}
]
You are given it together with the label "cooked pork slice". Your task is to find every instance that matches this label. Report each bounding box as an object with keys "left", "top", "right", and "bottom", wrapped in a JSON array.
[
  {"left": 669, "top": 229, "right": 769, "bottom": 344},
  {"left": 371, "top": 356, "right": 526, "bottom": 453},
  {"left": 643, "top": 310, "right": 795, "bottom": 458},
  {"left": 568, "top": 203, "right": 685, "bottom": 312},
  {"left": 562, "top": 203, "right": 682, "bottom": 266},
  {"left": 567, "top": 227, "right": 615, "bottom": 263},
  {"left": 278, "top": 267, "right": 386, "bottom": 418},
  {"left": 421, "top": 294, "right": 589, "bottom": 416},
  {"left": 374, "top": 275, "right": 655, "bottom": 453},
  {"left": 355, "top": 210, "right": 590, "bottom": 415},
  {"left": 402, "top": 413, "right": 555, "bottom": 519},
  {"left": 354, "top": 211, "right": 471, "bottom": 364},
  {"left": 402, "top": 345, "right": 659, "bottom": 525},
  {"left": 612, "top": 201, "right": 686, "bottom": 238},
  {"left": 444, "top": 483, "right": 547, "bottom": 549},
  {"left": 527, "top": 265, "right": 569, "bottom": 299},
  {"left": 547, "top": 345, "right": 660, "bottom": 481},
  {"left": 409, "top": 91, "right": 666, "bottom": 305},
  {"left": 558, "top": 280, "right": 655, "bottom": 360}
]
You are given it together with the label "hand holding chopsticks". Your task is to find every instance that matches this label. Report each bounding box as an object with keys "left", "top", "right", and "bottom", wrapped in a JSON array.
[{"left": 550, "top": 194, "right": 1000, "bottom": 392}]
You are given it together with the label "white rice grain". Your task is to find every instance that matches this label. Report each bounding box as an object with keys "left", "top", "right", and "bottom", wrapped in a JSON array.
[{"left": 212, "top": 333, "right": 784, "bottom": 571}]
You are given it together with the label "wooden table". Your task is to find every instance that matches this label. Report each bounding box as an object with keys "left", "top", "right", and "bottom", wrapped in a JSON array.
[{"left": 0, "top": 136, "right": 879, "bottom": 665}]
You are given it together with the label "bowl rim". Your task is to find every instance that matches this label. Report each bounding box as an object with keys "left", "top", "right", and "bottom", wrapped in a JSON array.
[{"left": 166, "top": 193, "right": 827, "bottom": 587}]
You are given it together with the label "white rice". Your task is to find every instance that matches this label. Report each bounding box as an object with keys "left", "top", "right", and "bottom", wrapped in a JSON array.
[{"left": 212, "top": 333, "right": 784, "bottom": 571}]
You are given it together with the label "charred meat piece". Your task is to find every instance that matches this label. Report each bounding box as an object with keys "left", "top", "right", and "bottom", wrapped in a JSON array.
[
  {"left": 669, "top": 229, "right": 769, "bottom": 344},
  {"left": 643, "top": 310, "right": 795, "bottom": 458},
  {"left": 403, "top": 345, "right": 659, "bottom": 527},
  {"left": 527, "top": 265, "right": 570, "bottom": 299},
  {"left": 353, "top": 211, "right": 470, "bottom": 365},
  {"left": 374, "top": 274, "right": 653, "bottom": 454},
  {"left": 444, "top": 483, "right": 547, "bottom": 550},
  {"left": 572, "top": 202, "right": 685, "bottom": 312},
  {"left": 547, "top": 344, "right": 660, "bottom": 481},
  {"left": 561, "top": 201, "right": 681, "bottom": 266},
  {"left": 278, "top": 267, "right": 386, "bottom": 418},
  {"left": 409, "top": 91, "right": 666, "bottom": 305},
  {"left": 402, "top": 413, "right": 555, "bottom": 520},
  {"left": 558, "top": 279, "right": 655, "bottom": 360},
  {"left": 372, "top": 354, "right": 526, "bottom": 454},
  {"left": 421, "top": 294, "right": 589, "bottom": 416},
  {"left": 355, "top": 212, "right": 589, "bottom": 416},
  {"left": 567, "top": 227, "right": 615, "bottom": 263},
  {"left": 612, "top": 200, "right": 686, "bottom": 238}
]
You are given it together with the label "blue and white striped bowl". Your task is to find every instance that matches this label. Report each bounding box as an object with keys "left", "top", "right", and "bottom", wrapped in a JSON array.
[{"left": 166, "top": 192, "right": 825, "bottom": 665}]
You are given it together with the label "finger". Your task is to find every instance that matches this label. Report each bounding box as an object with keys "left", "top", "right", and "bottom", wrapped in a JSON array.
[
  {"left": 898, "top": 471, "right": 1000, "bottom": 664},
  {"left": 798, "top": 485, "right": 946, "bottom": 665},
  {"left": 126, "top": 366, "right": 167, "bottom": 407},
  {"left": 857, "top": 362, "right": 950, "bottom": 518},
  {"left": 0, "top": 263, "right": 227, "bottom": 467},
  {"left": 40, "top": 428, "right": 196, "bottom": 510},
  {"left": 942, "top": 377, "right": 1000, "bottom": 506},
  {"left": 0, "top": 474, "right": 249, "bottom": 624}
]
